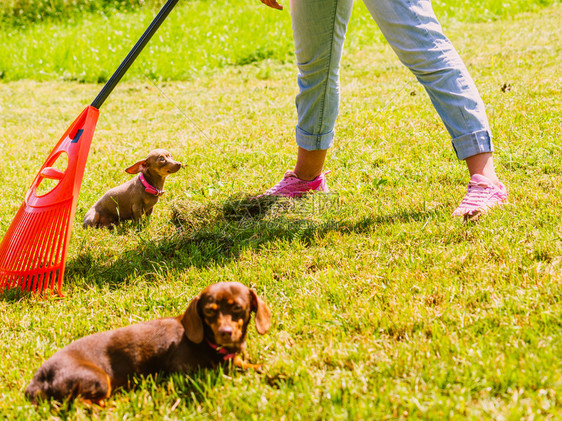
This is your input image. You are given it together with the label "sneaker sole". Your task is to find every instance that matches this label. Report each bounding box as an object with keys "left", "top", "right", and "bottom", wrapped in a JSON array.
[{"left": 461, "top": 198, "right": 508, "bottom": 221}]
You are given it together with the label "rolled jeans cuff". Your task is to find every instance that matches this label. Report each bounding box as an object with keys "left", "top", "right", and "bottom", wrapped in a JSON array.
[
  {"left": 452, "top": 130, "right": 494, "bottom": 160},
  {"left": 295, "top": 126, "right": 335, "bottom": 151}
]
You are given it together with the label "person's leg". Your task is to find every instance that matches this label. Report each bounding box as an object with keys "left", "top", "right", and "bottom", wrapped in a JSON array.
[
  {"left": 291, "top": 0, "right": 353, "bottom": 156},
  {"left": 260, "top": 0, "right": 352, "bottom": 196},
  {"left": 362, "top": 0, "right": 506, "bottom": 216},
  {"left": 464, "top": 152, "right": 499, "bottom": 185},
  {"left": 294, "top": 147, "right": 328, "bottom": 181},
  {"left": 362, "top": 0, "right": 493, "bottom": 159}
]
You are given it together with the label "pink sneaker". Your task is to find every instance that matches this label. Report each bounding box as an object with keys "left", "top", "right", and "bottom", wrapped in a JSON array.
[
  {"left": 259, "top": 170, "right": 329, "bottom": 198},
  {"left": 452, "top": 174, "right": 508, "bottom": 220}
]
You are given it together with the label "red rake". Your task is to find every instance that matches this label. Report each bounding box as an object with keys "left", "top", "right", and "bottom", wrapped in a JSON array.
[
  {"left": 0, "top": 107, "right": 98, "bottom": 296},
  {"left": 0, "top": 0, "right": 180, "bottom": 297}
]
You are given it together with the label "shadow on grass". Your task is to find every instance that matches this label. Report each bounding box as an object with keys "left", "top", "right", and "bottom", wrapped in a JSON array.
[
  {"left": 65, "top": 194, "right": 443, "bottom": 289},
  {"left": 0, "top": 287, "right": 33, "bottom": 303},
  {"left": 0, "top": 283, "right": 67, "bottom": 303}
]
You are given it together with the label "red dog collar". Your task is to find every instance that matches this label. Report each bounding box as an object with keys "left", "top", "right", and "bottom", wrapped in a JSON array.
[
  {"left": 206, "top": 339, "right": 236, "bottom": 360},
  {"left": 139, "top": 173, "right": 164, "bottom": 196}
]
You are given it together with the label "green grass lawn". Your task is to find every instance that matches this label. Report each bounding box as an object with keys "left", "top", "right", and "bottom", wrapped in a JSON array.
[
  {"left": 0, "top": 0, "right": 559, "bottom": 83},
  {"left": 0, "top": 2, "right": 561, "bottom": 420}
]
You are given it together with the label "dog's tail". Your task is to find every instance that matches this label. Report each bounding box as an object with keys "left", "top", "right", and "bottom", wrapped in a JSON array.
[
  {"left": 25, "top": 372, "right": 49, "bottom": 404},
  {"left": 26, "top": 358, "right": 113, "bottom": 405},
  {"left": 82, "top": 207, "right": 98, "bottom": 228}
]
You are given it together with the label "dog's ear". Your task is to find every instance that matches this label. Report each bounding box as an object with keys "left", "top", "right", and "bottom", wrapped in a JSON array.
[
  {"left": 182, "top": 294, "right": 204, "bottom": 343},
  {"left": 125, "top": 159, "right": 147, "bottom": 174},
  {"left": 249, "top": 289, "right": 271, "bottom": 335}
]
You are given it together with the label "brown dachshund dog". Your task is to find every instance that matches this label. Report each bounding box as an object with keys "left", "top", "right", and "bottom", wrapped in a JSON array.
[
  {"left": 83, "top": 149, "right": 182, "bottom": 228},
  {"left": 25, "top": 282, "right": 271, "bottom": 405}
]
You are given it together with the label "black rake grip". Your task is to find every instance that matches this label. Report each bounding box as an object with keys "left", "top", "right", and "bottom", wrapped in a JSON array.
[{"left": 91, "top": 0, "right": 181, "bottom": 109}]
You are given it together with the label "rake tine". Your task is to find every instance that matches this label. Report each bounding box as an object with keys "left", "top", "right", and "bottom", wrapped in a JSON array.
[
  {"left": 18, "top": 210, "right": 52, "bottom": 292},
  {"left": 48, "top": 208, "right": 70, "bottom": 295},
  {"left": 1, "top": 209, "right": 28, "bottom": 289}
]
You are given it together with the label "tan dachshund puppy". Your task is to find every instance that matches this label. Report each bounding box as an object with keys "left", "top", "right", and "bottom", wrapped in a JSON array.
[
  {"left": 25, "top": 282, "right": 271, "bottom": 405},
  {"left": 83, "top": 149, "right": 182, "bottom": 228}
]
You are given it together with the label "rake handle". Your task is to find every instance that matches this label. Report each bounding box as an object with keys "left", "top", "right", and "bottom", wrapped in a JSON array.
[
  {"left": 91, "top": 0, "right": 181, "bottom": 110},
  {"left": 40, "top": 167, "right": 65, "bottom": 180}
]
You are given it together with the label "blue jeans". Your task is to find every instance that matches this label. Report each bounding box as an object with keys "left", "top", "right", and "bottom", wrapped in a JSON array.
[{"left": 291, "top": 0, "right": 493, "bottom": 160}]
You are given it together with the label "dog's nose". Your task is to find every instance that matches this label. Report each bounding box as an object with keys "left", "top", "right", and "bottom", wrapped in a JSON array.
[{"left": 218, "top": 325, "right": 233, "bottom": 339}]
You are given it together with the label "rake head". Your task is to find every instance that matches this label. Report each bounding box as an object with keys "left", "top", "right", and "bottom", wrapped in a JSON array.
[{"left": 0, "top": 106, "right": 99, "bottom": 296}]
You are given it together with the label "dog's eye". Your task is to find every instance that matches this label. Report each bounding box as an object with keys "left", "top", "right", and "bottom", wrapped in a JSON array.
[
  {"left": 203, "top": 308, "right": 217, "bottom": 317},
  {"left": 232, "top": 305, "right": 244, "bottom": 314},
  {"left": 159, "top": 157, "right": 166, "bottom": 162}
]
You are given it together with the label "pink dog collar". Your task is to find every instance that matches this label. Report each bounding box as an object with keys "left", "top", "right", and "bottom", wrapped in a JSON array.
[
  {"left": 206, "top": 338, "right": 237, "bottom": 360},
  {"left": 139, "top": 173, "right": 164, "bottom": 196}
]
